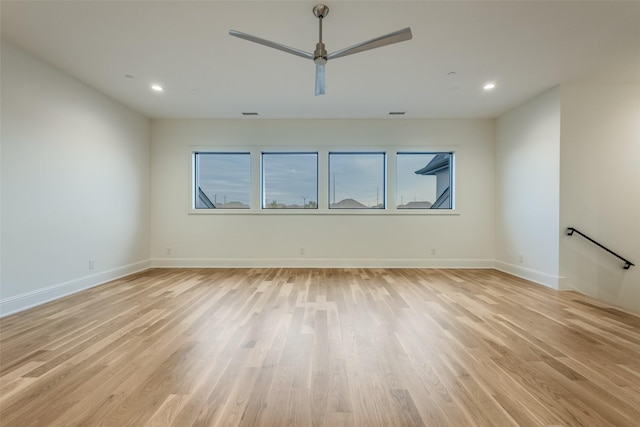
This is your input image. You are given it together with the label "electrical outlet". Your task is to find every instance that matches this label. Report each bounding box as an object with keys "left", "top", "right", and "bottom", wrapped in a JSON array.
[
  {"left": 431, "top": 248, "right": 437, "bottom": 256},
  {"left": 166, "top": 248, "right": 172, "bottom": 255},
  {"left": 299, "top": 248, "right": 305, "bottom": 255},
  {"left": 519, "top": 254, "right": 524, "bottom": 263},
  {"left": 89, "top": 259, "right": 95, "bottom": 270}
]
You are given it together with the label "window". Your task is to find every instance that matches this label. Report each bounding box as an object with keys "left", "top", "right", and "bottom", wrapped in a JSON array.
[
  {"left": 193, "top": 150, "right": 454, "bottom": 213},
  {"left": 396, "top": 152, "right": 453, "bottom": 209},
  {"left": 329, "top": 152, "right": 385, "bottom": 209},
  {"left": 262, "top": 153, "right": 318, "bottom": 209},
  {"left": 194, "top": 152, "right": 251, "bottom": 209}
]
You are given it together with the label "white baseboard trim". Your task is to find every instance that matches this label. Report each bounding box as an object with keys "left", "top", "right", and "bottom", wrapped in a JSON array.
[
  {"left": 493, "top": 260, "right": 562, "bottom": 290},
  {"left": 557, "top": 276, "right": 573, "bottom": 291},
  {"left": 151, "top": 258, "right": 495, "bottom": 269},
  {"left": 0, "top": 260, "right": 152, "bottom": 318}
]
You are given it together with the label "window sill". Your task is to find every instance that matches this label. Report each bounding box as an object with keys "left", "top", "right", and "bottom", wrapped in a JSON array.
[{"left": 188, "top": 209, "right": 460, "bottom": 216}]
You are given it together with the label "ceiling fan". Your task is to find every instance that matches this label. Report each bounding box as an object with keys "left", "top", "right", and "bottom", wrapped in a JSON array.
[{"left": 229, "top": 4, "right": 412, "bottom": 96}]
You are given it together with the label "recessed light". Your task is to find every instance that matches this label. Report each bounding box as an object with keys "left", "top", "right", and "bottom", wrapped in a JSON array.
[
  {"left": 242, "top": 112, "right": 258, "bottom": 116},
  {"left": 151, "top": 84, "right": 164, "bottom": 92},
  {"left": 483, "top": 82, "right": 496, "bottom": 90},
  {"left": 389, "top": 111, "right": 405, "bottom": 115},
  {"left": 447, "top": 72, "right": 456, "bottom": 78},
  {"left": 124, "top": 74, "right": 134, "bottom": 79}
]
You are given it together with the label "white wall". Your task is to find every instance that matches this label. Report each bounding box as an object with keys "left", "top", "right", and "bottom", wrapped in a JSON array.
[
  {"left": 0, "top": 40, "right": 151, "bottom": 316},
  {"left": 559, "top": 83, "right": 640, "bottom": 313},
  {"left": 495, "top": 87, "right": 561, "bottom": 287},
  {"left": 150, "top": 119, "right": 495, "bottom": 267}
]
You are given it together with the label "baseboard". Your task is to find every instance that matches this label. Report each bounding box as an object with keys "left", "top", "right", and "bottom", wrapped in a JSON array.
[
  {"left": 151, "top": 257, "right": 495, "bottom": 269},
  {"left": 0, "top": 260, "right": 152, "bottom": 318},
  {"left": 493, "top": 260, "right": 562, "bottom": 290},
  {"left": 557, "top": 276, "right": 573, "bottom": 291}
]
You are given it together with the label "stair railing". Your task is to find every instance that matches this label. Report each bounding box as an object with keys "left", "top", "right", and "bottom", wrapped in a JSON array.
[{"left": 566, "top": 227, "right": 635, "bottom": 270}]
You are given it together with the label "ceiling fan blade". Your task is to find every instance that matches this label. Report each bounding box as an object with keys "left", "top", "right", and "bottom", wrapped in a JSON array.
[
  {"left": 315, "top": 63, "right": 325, "bottom": 96},
  {"left": 327, "top": 27, "right": 412, "bottom": 60},
  {"left": 229, "top": 30, "right": 314, "bottom": 60}
]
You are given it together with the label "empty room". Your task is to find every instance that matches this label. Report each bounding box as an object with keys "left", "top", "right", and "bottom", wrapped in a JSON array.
[{"left": 1, "top": 1, "right": 639, "bottom": 426}]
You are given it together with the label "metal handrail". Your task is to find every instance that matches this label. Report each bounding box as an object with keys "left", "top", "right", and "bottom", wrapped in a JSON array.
[{"left": 567, "top": 227, "right": 635, "bottom": 269}]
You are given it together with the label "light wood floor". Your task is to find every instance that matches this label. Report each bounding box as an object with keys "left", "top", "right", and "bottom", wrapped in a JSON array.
[{"left": 1, "top": 268, "right": 639, "bottom": 426}]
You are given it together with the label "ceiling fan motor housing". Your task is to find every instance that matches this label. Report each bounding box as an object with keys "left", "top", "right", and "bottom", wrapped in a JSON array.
[{"left": 314, "top": 43, "right": 327, "bottom": 64}]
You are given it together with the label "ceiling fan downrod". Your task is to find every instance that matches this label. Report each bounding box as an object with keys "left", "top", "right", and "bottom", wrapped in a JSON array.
[{"left": 313, "top": 5, "right": 328, "bottom": 65}]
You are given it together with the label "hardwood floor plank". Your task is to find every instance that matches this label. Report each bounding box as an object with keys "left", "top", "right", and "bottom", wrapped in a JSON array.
[{"left": 1, "top": 268, "right": 639, "bottom": 426}]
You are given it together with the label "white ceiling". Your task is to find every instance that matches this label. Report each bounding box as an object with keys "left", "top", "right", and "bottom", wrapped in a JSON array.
[{"left": 2, "top": 1, "right": 639, "bottom": 119}]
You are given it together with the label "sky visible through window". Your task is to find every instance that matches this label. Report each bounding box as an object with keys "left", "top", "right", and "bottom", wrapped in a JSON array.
[
  {"left": 197, "top": 153, "right": 251, "bottom": 207},
  {"left": 329, "top": 153, "right": 385, "bottom": 208},
  {"left": 262, "top": 153, "right": 317, "bottom": 208},
  {"left": 396, "top": 153, "right": 438, "bottom": 207}
]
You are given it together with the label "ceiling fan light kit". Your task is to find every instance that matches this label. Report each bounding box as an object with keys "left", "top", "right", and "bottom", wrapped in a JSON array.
[{"left": 229, "top": 4, "right": 412, "bottom": 96}]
